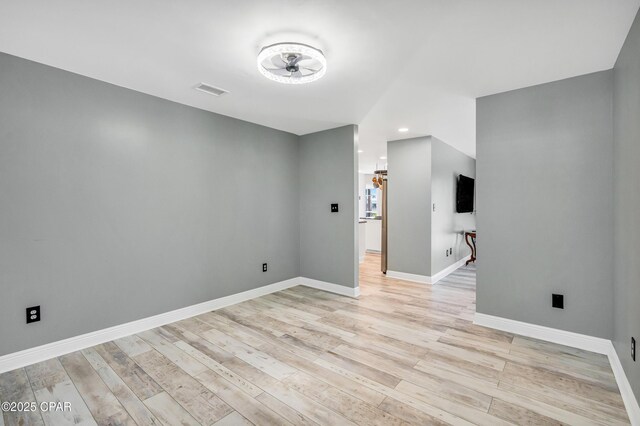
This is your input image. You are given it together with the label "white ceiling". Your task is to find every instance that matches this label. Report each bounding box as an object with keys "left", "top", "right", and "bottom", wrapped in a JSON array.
[{"left": 1, "top": 1, "right": 638, "bottom": 173}]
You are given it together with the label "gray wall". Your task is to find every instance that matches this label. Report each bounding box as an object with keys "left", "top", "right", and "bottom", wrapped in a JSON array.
[
  {"left": 0, "top": 52, "right": 301, "bottom": 356},
  {"left": 476, "top": 70, "right": 614, "bottom": 339},
  {"left": 387, "top": 137, "right": 432, "bottom": 276},
  {"left": 613, "top": 8, "right": 640, "bottom": 403},
  {"left": 299, "top": 125, "right": 358, "bottom": 289},
  {"left": 431, "top": 138, "right": 476, "bottom": 275}
]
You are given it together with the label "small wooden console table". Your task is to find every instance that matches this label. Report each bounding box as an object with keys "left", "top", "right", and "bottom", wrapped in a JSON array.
[{"left": 464, "top": 231, "right": 476, "bottom": 265}]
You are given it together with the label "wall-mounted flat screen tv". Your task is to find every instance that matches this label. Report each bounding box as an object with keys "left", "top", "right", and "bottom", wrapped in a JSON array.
[{"left": 456, "top": 174, "right": 475, "bottom": 213}]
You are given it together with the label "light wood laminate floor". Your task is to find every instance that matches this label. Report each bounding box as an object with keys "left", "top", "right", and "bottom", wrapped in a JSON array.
[{"left": 0, "top": 253, "right": 630, "bottom": 425}]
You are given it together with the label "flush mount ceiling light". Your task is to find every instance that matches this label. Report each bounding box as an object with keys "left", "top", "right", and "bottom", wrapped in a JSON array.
[
  {"left": 257, "top": 42, "right": 326, "bottom": 84},
  {"left": 398, "top": 127, "right": 409, "bottom": 132}
]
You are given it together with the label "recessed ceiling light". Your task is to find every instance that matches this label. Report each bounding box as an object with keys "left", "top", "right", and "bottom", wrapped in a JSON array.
[
  {"left": 380, "top": 156, "right": 387, "bottom": 160},
  {"left": 358, "top": 150, "right": 364, "bottom": 153},
  {"left": 398, "top": 127, "right": 409, "bottom": 132},
  {"left": 257, "top": 42, "right": 327, "bottom": 84}
]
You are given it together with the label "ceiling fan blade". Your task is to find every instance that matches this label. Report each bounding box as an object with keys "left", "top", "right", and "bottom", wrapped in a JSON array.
[
  {"left": 300, "top": 66, "right": 320, "bottom": 73},
  {"left": 291, "top": 54, "right": 310, "bottom": 65},
  {"left": 291, "top": 70, "right": 303, "bottom": 78},
  {"left": 263, "top": 68, "right": 291, "bottom": 76},
  {"left": 270, "top": 56, "right": 287, "bottom": 68},
  {"left": 297, "top": 58, "right": 319, "bottom": 66}
]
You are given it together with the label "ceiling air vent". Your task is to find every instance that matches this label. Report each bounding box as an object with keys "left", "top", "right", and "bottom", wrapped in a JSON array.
[{"left": 194, "top": 83, "right": 229, "bottom": 97}]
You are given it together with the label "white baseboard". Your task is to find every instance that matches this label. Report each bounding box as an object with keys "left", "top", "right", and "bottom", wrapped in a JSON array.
[
  {"left": 608, "top": 342, "right": 640, "bottom": 425},
  {"left": 386, "top": 270, "right": 431, "bottom": 284},
  {"left": 473, "top": 312, "right": 611, "bottom": 354},
  {"left": 359, "top": 255, "right": 365, "bottom": 264},
  {"left": 299, "top": 277, "right": 360, "bottom": 298},
  {"left": 431, "top": 255, "right": 472, "bottom": 284},
  {"left": 475, "top": 312, "right": 639, "bottom": 425},
  {"left": 387, "top": 255, "right": 471, "bottom": 285},
  {"left": 0, "top": 278, "right": 300, "bottom": 373},
  {"left": 0, "top": 275, "right": 361, "bottom": 374}
]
